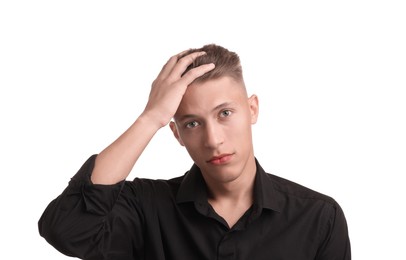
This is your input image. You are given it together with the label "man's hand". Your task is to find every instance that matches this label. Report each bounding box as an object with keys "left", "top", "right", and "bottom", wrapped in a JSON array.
[{"left": 142, "top": 51, "right": 215, "bottom": 128}]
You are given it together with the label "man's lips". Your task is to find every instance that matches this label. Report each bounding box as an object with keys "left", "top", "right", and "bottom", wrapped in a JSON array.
[{"left": 207, "top": 154, "right": 234, "bottom": 165}]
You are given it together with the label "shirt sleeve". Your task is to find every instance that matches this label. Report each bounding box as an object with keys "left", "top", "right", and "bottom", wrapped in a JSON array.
[
  {"left": 38, "top": 155, "right": 145, "bottom": 259},
  {"left": 315, "top": 200, "right": 351, "bottom": 260}
]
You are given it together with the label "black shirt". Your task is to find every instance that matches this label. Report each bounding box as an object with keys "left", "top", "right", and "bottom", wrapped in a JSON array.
[{"left": 39, "top": 155, "right": 351, "bottom": 259}]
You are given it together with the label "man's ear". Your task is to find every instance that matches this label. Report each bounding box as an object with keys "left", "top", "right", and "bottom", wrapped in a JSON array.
[
  {"left": 248, "top": 94, "right": 259, "bottom": 124},
  {"left": 169, "top": 121, "right": 185, "bottom": 146}
]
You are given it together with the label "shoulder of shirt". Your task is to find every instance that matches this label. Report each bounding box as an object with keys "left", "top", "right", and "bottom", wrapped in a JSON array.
[
  {"left": 266, "top": 172, "right": 338, "bottom": 207},
  {"left": 124, "top": 175, "right": 185, "bottom": 196},
  {"left": 128, "top": 175, "right": 184, "bottom": 186}
]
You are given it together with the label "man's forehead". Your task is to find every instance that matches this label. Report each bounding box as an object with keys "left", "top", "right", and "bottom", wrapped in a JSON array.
[
  {"left": 184, "top": 76, "right": 245, "bottom": 100},
  {"left": 175, "top": 86, "right": 247, "bottom": 121},
  {"left": 185, "top": 77, "right": 246, "bottom": 98},
  {"left": 175, "top": 101, "right": 237, "bottom": 118}
]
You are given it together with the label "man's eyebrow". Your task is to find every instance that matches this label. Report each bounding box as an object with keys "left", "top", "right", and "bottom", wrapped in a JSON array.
[
  {"left": 211, "top": 102, "right": 235, "bottom": 112},
  {"left": 176, "top": 114, "right": 198, "bottom": 122},
  {"left": 176, "top": 102, "right": 235, "bottom": 122}
]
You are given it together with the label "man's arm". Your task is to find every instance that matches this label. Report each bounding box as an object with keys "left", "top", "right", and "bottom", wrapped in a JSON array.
[
  {"left": 38, "top": 51, "right": 215, "bottom": 258},
  {"left": 316, "top": 201, "right": 351, "bottom": 260},
  {"left": 91, "top": 51, "right": 215, "bottom": 184}
]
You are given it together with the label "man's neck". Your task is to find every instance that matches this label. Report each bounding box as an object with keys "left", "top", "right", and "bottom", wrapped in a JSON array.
[
  {"left": 204, "top": 159, "right": 257, "bottom": 228},
  {"left": 207, "top": 174, "right": 255, "bottom": 202}
]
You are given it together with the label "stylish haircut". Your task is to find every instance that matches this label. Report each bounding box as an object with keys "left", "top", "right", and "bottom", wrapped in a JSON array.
[{"left": 180, "top": 44, "right": 244, "bottom": 84}]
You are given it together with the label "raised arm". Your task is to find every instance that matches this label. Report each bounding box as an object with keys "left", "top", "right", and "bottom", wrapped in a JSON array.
[{"left": 91, "top": 51, "right": 215, "bottom": 184}]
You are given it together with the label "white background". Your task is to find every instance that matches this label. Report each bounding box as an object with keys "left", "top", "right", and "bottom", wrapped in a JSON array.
[{"left": 1, "top": 1, "right": 405, "bottom": 259}]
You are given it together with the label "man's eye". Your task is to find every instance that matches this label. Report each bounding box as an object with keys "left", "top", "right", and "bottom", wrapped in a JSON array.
[
  {"left": 219, "top": 110, "right": 232, "bottom": 118},
  {"left": 186, "top": 121, "right": 199, "bottom": 128}
]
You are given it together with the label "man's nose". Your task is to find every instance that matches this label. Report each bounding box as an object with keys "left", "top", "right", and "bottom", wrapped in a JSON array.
[{"left": 203, "top": 122, "right": 224, "bottom": 149}]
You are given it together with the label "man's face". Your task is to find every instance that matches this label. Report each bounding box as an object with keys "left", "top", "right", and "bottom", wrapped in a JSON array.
[{"left": 170, "top": 76, "right": 259, "bottom": 184}]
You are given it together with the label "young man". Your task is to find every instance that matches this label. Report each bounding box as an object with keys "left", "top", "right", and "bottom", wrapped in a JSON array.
[{"left": 39, "top": 44, "right": 351, "bottom": 259}]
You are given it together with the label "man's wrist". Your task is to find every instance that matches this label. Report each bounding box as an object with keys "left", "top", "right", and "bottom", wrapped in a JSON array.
[{"left": 137, "top": 111, "right": 168, "bottom": 131}]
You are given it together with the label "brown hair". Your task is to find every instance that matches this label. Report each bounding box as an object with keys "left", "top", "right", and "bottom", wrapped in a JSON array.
[{"left": 179, "top": 44, "right": 244, "bottom": 84}]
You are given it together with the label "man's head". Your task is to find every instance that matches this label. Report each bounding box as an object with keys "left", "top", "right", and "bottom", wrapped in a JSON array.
[
  {"left": 170, "top": 44, "right": 259, "bottom": 186},
  {"left": 179, "top": 44, "right": 244, "bottom": 86}
]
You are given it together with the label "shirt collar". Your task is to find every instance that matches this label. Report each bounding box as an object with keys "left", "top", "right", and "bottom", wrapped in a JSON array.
[
  {"left": 176, "top": 159, "right": 282, "bottom": 213},
  {"left": 253, "top": 159, "right": 282, "bottom": 212},
  {"left": 176, "top": 164, "right": 208, "bottom": 204}
]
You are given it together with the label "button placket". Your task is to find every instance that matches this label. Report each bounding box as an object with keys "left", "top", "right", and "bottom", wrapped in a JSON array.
[{"left": 217, "top": 230, "right": 241, "bottom": 260}]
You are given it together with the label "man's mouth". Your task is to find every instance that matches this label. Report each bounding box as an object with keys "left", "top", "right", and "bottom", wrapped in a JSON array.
[{"left": 207, "top": 153, "right": 234, "bottom": 165}]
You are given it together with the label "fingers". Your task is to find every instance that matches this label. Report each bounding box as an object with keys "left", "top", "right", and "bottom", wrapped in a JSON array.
[
  {"left": 179, "top": 63, "right": 215, "bottom": 86},
  {"left": 156, "top": 49, "right": 191, "bottom": 79},
  {"left": 156, "top": 54, "right": 179, "bottom": 79},
  {"left": 157, "top": 51, "right": 207, "bottom": 81},
  {"left": 169, "top": 51, "right": 207, "bottom": 79}
]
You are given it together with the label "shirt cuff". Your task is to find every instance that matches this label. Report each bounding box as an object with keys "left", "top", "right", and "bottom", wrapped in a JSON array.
[{"left": 68, "top": 154, "right": 125, "bottom": 215}]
